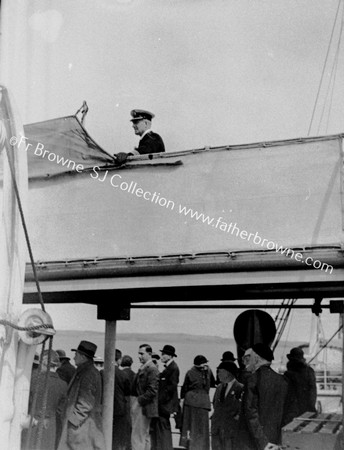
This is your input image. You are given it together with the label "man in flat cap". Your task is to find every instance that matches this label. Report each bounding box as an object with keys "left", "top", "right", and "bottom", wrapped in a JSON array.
[
  {"left": 114, "top": 109, "right": 165, "bottom": 164},
  {"left": 211, "top": 361, "right": 243, "bottom": 450},
  {"left": 237, "top": 343, "right": 289, "bottom": 450},
  {"left": 57, "top": 340, "right": 105, "bottom": 450},
  {"left": 151, "top": 345, "right": 180, "bottom": 450}
]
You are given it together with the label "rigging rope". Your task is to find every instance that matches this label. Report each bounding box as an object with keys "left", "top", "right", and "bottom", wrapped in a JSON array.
[
  {"left": 308, "top": 323, "right": 343, "bottom": 364},
  {"left": 317, "top": 1, "right": 344, "bottom": 135},
  {"left": 4, "top": 142, "right": 46, "bottom": 312},
  {"left": 2, "top": 99, "right": 55, "bottom": 449},
  {"left": 308, "top": 0, "right": 344, "bottom": 136},
  {"left": 272, "top": 299, "right": 297, "bottom": 351}
]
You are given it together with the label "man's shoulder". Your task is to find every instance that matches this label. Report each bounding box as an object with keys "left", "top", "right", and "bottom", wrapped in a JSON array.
[
  {"left": 163, "top": 360, "right": 179, "bottom": 376},
  {"left": 143, "top": 131, "right": 164, "bottom": 146},
  {"left": 167, "top": 360, "right": 179, "bottom": 370},
  {"left": 78, "top": 361, "right": 100, "bottom": 379},
  {"left": 259, "top": 365, "right": 288, "bottom": 387},
  {"left": 146, "top": 130, "right": 163, "bottom": 139}
]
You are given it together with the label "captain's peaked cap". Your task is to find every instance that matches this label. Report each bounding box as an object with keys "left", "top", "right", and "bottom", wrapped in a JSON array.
[
  {"left": 72, "top": 340, "right": 97, "bottom": 359},
  {"left": 130, "top": 109, "right": 155, "bottom": 122}
]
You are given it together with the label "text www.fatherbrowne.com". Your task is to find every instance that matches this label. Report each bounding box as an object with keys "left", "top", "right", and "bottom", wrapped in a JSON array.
[
  {"left": 177, "top": 205, "right": 333, "bottom": 274},
  {"left": 92, "top": 169, "right": 333, "bottom": 275},
  {"left": 9, "top": 133, "right": 333, "bottom": 276}
]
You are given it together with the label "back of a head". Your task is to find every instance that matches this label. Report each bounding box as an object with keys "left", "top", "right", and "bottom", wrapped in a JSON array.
[
  {"left": 121, "top": 355, "right": 133, "bottom": 368},
  {"left": 252, "top": 343, "right": 274, "bottom": 363},
  {"left": 43, "top": 349, "right": 60, "bottom": 368}
]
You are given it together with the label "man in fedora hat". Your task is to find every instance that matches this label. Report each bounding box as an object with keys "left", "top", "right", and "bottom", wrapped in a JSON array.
[
  {"left": 283, "top": 347, "right": 316, "bottom": 420},
  {"left": 211, "top": 361, "right": 243, "bottom": 450},
  {"left": 151, "top": 345, "right": 180, "bottom": 450},
  {"left": 56, "top": 349, "right": 76, "bottom": 384},
  {"left": 221, "top": 351, "right": 237, "bottom": 363},
  {"left": 237, "top": 343, "right": 289, "bottom": 450},
  {"left": 57, "top": 341, "right": 105, "bottom": 450},
  {"left": 114, "top": 109, "right": 165, "bottom": 165}
]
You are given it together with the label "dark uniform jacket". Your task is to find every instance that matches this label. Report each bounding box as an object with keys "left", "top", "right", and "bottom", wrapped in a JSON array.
[
  {"left": 132, "top": 359, "right": 160, "bottom": 418},
  {"left": 238, "top": 364, "right": 289, "bottom": 450},
  {"left": 158, "top": 360, "right": 180, "bottom": 416},
  {"left": 211, "top": 379, "right": 243, "bottom": 437},
  {"left": 57, "top": 360, "right": 105, "bottom": 450},
  {"left": 136, "top": 131, "right": 165, "bottom": 154}
]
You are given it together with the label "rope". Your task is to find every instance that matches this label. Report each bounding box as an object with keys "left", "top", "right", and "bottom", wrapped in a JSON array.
[
  {"left": 317, "top": 2, "right": 344, "bottom": 135},
  {"left": 307, "top": 0, "right": 343, "bottom": 136},
  {"left": 35, "top": 337, "right": 53, "bottom": 449},
  {"left": 24, "top": 340, "right": 46, "bottom": 450},
  {"left": 308, "top": 323, "right": 343, "bottom": 364},
  {"left": 4, "top": 143, "right": 46, "bottom": 312},
  {"left": 0, "top": 319, "right": 54, "bottom": 332},
  {"left": 272, "top": 299, "right": 297, "bottom": 351}
]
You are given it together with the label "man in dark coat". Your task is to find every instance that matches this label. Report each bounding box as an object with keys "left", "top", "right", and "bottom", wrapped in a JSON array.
[
  {"left": 131, "top": 344, "right": 159, "bottom": 450},
  {"left": 151, "top": 344, "right": 180, "bottom": 450},
  {"left": 114, "top": 109, "right": 165, "bottom": 165},
  {"left": 211, "top": 361, "right": 243, "bottom": 450},
  {"left": 57, "top": 340, "right": 105, "bottom": 450},
  {"left": 56, "top": 349, "right": 76, "bottom": 384},
  {"left": 120, "top": 355, "right": 136, "bottom": 389},
  {"left": 237, "top": 343, "right": 289, "bottom": 450},
  {"left": 120, "top": 355, "right": 136, "bottom": 449},
  {"left": 112, "top": 349, "right": 131, "bottom": 450},
  {"left": 283, "top": 347, "right": 317, "bottom": 421},
  {"left": 24, "top": 350, "right": 68, "bottom": 450}
]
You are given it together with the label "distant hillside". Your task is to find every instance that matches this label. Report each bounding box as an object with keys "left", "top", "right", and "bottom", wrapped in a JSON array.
[
  {"left": 58, "top": 330, "right": 305, "bottom": 346},
  {"left": 53, "top": 329, "right": 306, "bottom": 374}
]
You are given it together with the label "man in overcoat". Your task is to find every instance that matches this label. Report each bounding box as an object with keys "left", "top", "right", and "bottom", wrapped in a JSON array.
[
  {"left": 131, "top": 344, "right": 159, "bottom": 450},
  {"left": 151, "top": 344, "right": 180, "bottom": 450},
  {"left": 211, "top": 361, "right": 243, "bottom": 450},
  {"left": 237, "top": 343, "right": 289, "bottom": 450},
  {"left": 112, "top": 349, "right": 131, "bottom": 450},
  {"left": 57, "top": 340, "right": 105, "bottom": 450}
]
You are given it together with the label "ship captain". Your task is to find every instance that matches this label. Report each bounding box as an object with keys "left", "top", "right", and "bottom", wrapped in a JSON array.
[{"left": 114, "top": 109, "right": 165, "bottom": 164}]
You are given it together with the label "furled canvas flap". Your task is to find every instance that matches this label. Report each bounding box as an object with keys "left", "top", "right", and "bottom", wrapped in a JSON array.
[{"left": 0, "top": 115, "right": 115, "bottom": 180}]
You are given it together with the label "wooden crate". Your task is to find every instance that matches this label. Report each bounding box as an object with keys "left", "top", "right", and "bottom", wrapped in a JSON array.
[{"left": 282, "top": 411, "right": 343, "bottom": 450}]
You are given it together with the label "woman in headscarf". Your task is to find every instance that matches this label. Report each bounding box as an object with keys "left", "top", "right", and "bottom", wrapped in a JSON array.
[{"left": 179, "top": 355, "right": 215, "bottom": 450}]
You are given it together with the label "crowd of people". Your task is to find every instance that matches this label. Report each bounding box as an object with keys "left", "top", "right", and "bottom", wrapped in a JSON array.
[{"left": 23, "top": 340, "right": 317, "bottom": 450}]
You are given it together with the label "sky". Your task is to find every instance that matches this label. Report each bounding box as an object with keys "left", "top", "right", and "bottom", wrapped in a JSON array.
[{"left": 3, "top": 1, "right": 344, "bottom": 343}]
